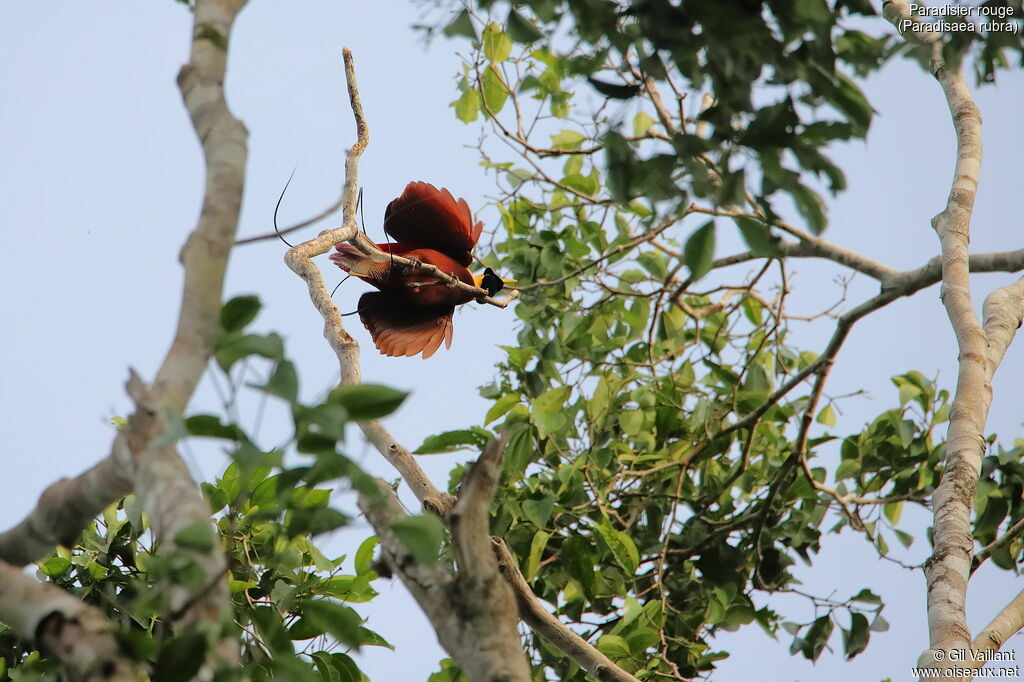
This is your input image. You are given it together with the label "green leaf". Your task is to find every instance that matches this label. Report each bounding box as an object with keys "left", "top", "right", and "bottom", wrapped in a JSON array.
[
  {"left": 551, "top": 129, "right": 586, "bottom": 150},
  {"left": 507, "top": 9, "right": 543, "bottom": 43},
  {"left": 287, "top": 507, "right": 349, "bottom": 537},
  {"left": 597, "top": 634, "right": 631, "bottom": 657},
  {"left": 618, "top": 410, "right": 644, "bottom": 436},
  {"left": 503, "top": 424, "right": 535, "bottom": 478},
  {"left": 843, "top": 612, "right": 870, "bottom": 660},
  {"left": 328, "top": 384, "right": 408, "bottom": 420},
  {"left": 562, "top": 535, "right": 596, "bottom": 597},
  {"left": 898, "top": 382, "right": 920, "bottom": 407},
  {"left": 526, "top": 531, "right": 549, "bottom": 581},
  {"left": 893, "top": 528, "right": 914, "bottom": 548},
  {"left": 228, "top": 579, "right": 257, "bottom": 594},
  {"left": 831, "top": 71, "right": 874, "bottom": 136},
  {"left": 588, "top": 77, "right": 641, "bottom": 99},
  {"left": 883, "top": 501, "right": 903, "bottom": 525},
  {"left": 327, "top": 653, "right": 363, "bottom": 682},
  {"left": 429, "top": 658, "right": 469, "bottom": 682},
  {"left": 174, "top": 522, "right": 214, "bottom": 553},
  {"left": 356, "top": 626, "right": 394, "bottom": 649},
  {"left": 354, "top": 536, "right": 378, "bottom": 577},
  {"left": 453, "top": 88, "right": 480, "bottom": 123},
  {"left": 531, "top": 386, "right": 571, "bottom": 438},
  {"left": 741, "top": 297, "right": 763, "bottom": 326},
  {"left": 684, "top": 221, "right": 716, "bottom": 280},
  {"left": 312, "top": 652, "right": 345, "bottom": 682},
  {"left": 153, "top": 632, "right": 207, "bottom": 682},
  {"left": 596, "top": 519, "right": 639, "bottom": 575},
  {"left": 391, "top": 515, "right": 445, "bottom": 565},
  {"left": 251, "top": 360, "right": 299, "bottom": 404},
  {"left": 483, "top": 23, "right": 512, "bottom": 62},
  {"left": 522, "top": 494, "right": 555, "bottom": 528},
  {"left": 186, "top": 414, "right": 242, "bottom": 441},
  {"left": 39, "top": 556, "right": 71, "bottom": 578},
  {"left": 482, "top": 64, "right": 509, "bottom": 113},
  {"left": 485, "top": 394, "right": 520, "bottom": 425},
  {"left": 816, "top": 404, "right": 836, "bottom": 427},
  {"left": 851, "top": 588, "right": 882, "bottom": 604},
  {"left": 302, "top": 600, "right": 364, "bottom": 649},
  {"left": 800, "top": 615, "right": 834, "bottom": 661},
  {"left": 791, "top": 184, "right": 827, "bottom": 234},
  {"left": 414, "top": 428, "right": 491, "bottom": 454},
  {"left": 220, "top": 295, "right": 260, "bottom": 332},
  {"left": 215, "top": 332, "right": 284, "bottom": 372},
  {"left": 632, "top": 111, "right": 657, "bottom": 136},
  {"left": 321, "top": 575, "right": 377, "bottom": 603},
  {"left": 443, "top": 9, "right": 476, "bottom": 39},
  {"left": 734, "top": 216, "right": 783, "bottom": 257},
  {"left": 252, "top": 606, "right": 293, "bottom": 653}
]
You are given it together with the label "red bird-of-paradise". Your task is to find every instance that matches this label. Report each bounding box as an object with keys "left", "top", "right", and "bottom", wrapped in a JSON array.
[{"left": 330, "top": 181, "right": 512, "bottom": 359}]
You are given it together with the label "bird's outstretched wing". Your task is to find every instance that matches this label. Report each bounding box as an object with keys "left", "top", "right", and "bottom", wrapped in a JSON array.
[
  {"left": 357, "top": 291, "right": 455, "bottom": 359},
  {"left": 383, "top": 182, "right": 483, "bottom": 267}
]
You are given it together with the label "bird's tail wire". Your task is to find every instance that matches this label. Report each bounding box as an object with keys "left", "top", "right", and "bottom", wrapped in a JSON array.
[{"left": 273, "top": 167, "right": 298, "bottom": 248}]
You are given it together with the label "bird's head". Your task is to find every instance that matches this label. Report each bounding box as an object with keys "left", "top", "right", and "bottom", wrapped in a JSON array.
[{"left": 473, "top": 267, "right": 516, "bottom": 297}]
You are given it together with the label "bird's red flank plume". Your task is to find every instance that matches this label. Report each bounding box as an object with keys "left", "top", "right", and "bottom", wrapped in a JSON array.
[{"left": 330, "top": 181, "right": 491, "bottom": 359}]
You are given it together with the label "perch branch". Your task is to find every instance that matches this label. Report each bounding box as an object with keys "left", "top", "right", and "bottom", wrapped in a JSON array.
[{"left": 283, "top": 49, "right": 451, "bottom": 509}]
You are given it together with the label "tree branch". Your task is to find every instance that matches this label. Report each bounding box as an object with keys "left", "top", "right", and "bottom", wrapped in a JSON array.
[
  {"left": 359, "top": 444, "right": 533, "bottom": 682},
  {"left": 0, "top": 560, "right": 143, "bottom": 680},
  {"left": 492, "top": 537, "right": 642, "bottom": 682},
  {"left": 885, "top": 0, "right": 989, "bottom": 669},
  {"left": 0, "top": 2, "right": 248, "bottom": 657}
]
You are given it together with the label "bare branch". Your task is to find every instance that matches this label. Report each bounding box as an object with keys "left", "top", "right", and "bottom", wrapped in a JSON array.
[
  {"left": 154, "top": 0, "right": 249, "bottom": 414},
  {"left": 982, "top": 277, "right": 1024, "bottom": 376},
  {"left": 359, "top": 470, "right": 532, "bottom": 682},
  {"left": 0, "top": 560, "right": 143, "bottom": 680},
  {"left": 885, "top": 0, "right": 988, "bottom": 666},
  {"left": 492, "top": 538, "right": 642, "bottom": 682}
]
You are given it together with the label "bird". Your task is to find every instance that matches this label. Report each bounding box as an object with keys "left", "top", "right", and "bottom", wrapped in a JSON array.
[{"left": 330, "top": 181, "right": 511, "bottom": 359}]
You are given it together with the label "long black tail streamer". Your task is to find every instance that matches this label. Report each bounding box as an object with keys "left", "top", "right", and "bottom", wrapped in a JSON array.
[{"left": 273, "top": 167, "right": 298, "bottom": 248}]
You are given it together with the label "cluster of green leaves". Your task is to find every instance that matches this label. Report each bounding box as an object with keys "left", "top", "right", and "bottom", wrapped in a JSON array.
[
  {"left": 425, "top": 2, "right": 1023, "bottom": 677},
  {"left": 1, "top": 296, "right": 425, "bottom": 682},
  {"left": 445, "top": 0, "right": 899, "bottom": 239}
]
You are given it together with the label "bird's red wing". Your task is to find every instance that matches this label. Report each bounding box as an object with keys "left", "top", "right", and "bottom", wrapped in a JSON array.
[
  {"left": 357, "top": 292, "right": 455, "bottom": 359},
  {"left": 383, "top": 182, "right": 483, "bottom": 267}
]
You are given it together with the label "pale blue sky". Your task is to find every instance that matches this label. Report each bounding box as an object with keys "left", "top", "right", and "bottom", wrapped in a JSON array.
[{"left": 1, "top": 3, "right": 1022, "bottom": 681}]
